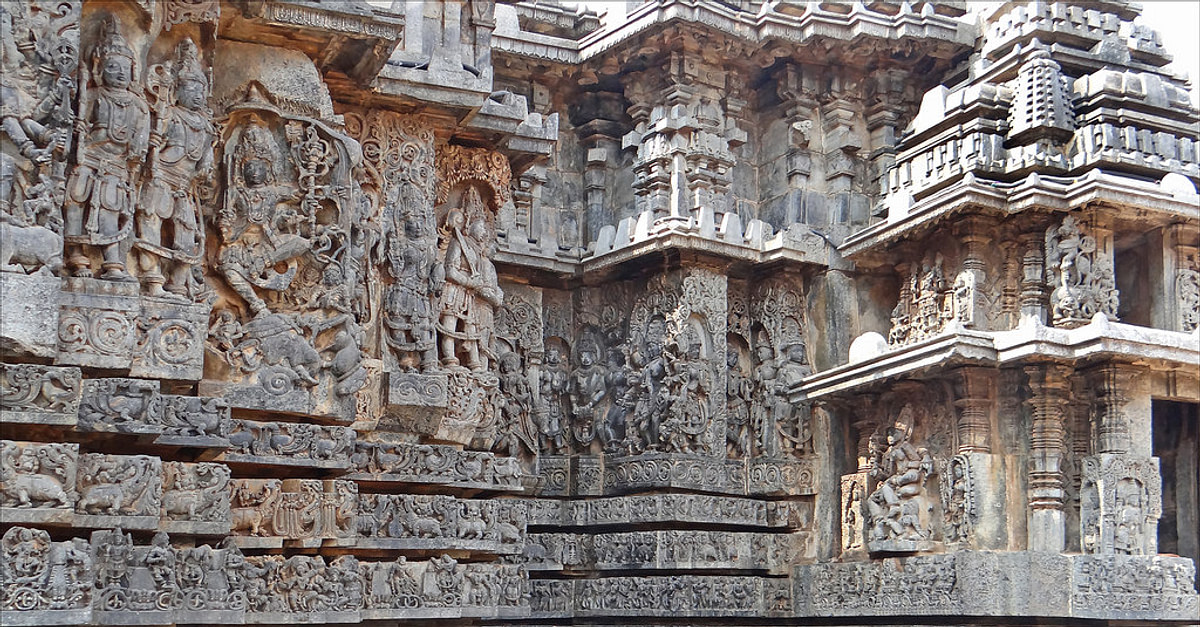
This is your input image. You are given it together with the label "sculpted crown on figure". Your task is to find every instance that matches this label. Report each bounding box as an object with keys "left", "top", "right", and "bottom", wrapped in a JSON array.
[{"left": 64, "top": 15, "right": 149, "bottom": 282}]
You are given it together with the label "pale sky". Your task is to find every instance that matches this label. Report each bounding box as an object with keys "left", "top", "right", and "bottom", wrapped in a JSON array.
[{"left": 572, "top": 1, "right": 1200, "bottom": 103}]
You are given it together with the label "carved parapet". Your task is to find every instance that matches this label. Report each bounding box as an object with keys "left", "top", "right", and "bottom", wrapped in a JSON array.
[
  {"left": 76, "top": 378, "right": 162, "bottom": 435},
  {"left": 0, "top": 273, "right": 63, "bottom": 358},
  {"left": 160, "top": 462, "right": 231, "bottom": 535},
  {"left": 529, "top": 579, "right": 573, "bottom": 617},
  {"left": 460, "top": 563, "right": 529, "bottom": 618},
  {"left": 603, "top": 454, "right": 746, "bottom": 496},
  {"left": 358, "top": 555, "right": 456, "bottom": 620},
  {"left": 55, "top": 278, "right": 140, "bottom": 370},
  {"left": 221, "top": 418, "right": 355, "bottom": 470},
  {"left": 347, "top": 441, "right": 525, "bottom": 492},
  {"left": 747, "top": 457, "right": 817, "bottom": 496},
  {"left": 524, "top": 530, "right": 804, "bottom": 574},
  {"left": 229, "top": 478, "right": 357, "bottom": 548},
  {"left": 156, "top": 394, "right": 231, "bottom": 447},
  {"left": 0, "top": 364, "right": 82, "bottom": 426},
  {"left": 534, "top": 453, "right": 816, "bottom": 497},
  {"left": 0, "top": 527, "right": 93, "bottom": 623},
  {"left": 515, "top": 493, "right": 796, "bottom": 529},
  {"left": 356, "top": 494, "right": 525, "bottom": 554},
  {"left": 534, "top": 575, "right": 791, "bottom": 618},
  {"left": 1080, "top": 454, "right": 1162, "bottom": 556},
  {"left": 0, "top": 440, "right": 78, "bottom": 525},
  {"left": 1072, "top": 554, "right": 1198, "bottom": 620},
  {"left": 794, "top": 551, "right": 1199, "bottom": 620},
  {"left": 75, "top": 454, "right": 162, "bottom": 530},
  {"left": 130, "top": 299, "right": 210, "bottom": 381},
  {"left": 235, "top": 554, "right": 361, "bottom": 621},
  {"left": 90, "top": 529, "right": 247, "bottom": 623},
  {"left": 360, "top": 556, "right": 528, "bottom": 620}
]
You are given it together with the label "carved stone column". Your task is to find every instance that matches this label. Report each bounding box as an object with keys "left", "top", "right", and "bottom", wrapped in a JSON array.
[
  {"left": 956, "top": 215, "right": 996, "bottom": 330},
  {"left": 1161, "top": 223, "right": 1200, "bottom": 332},
  {"left": 840, "top": 394, "right": 876, "bottom": 556},
  {"left": 954, "top": 367, "right": 993, "bottom": 454},
  {"left": 1019, "top": 230, "right": 1048, "bottom": 325},
  {"left": 1024, "top": 364, "right": 1070, "bottom": 552},
  {"left": 1088, "top": 364, "right": 1137, "bottom": 455},
  {"left": 1079, "top": 363, "right": 1161, "bottom": 555}
]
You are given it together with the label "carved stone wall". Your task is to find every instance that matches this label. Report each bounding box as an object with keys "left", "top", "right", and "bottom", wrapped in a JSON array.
[{"left": 0, "top": 1, "right": 1197, "bottom": 626}]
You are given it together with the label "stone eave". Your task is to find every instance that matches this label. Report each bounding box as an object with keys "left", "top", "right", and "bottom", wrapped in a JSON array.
[
  {"left": 494, "top": 0, "right": 975, "bottom": 66},
  {"left": 798, "top": 316, "right": 1200, "bottom": 402},
  {"left": 579, "top": 230, "right": 824, "bottom": 278},
  {"left": 841, "top": 170, "right": 1200, "bottom": 259},
  {"left": 218, "top": 0, "right": 404, "bottom": 85},
  {"left": 798, "top": 328, "right": 996, "bottom": 400}
]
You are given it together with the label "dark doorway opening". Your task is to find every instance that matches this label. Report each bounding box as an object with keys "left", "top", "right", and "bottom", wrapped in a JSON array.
[{"left": 1153, "top": 399, "right": 1199, "bottom": 586}]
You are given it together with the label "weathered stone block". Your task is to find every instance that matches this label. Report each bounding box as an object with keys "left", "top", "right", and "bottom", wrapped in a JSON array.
[
  {"left": 0, "top": 272, "right": 62, "bottom": 358},
  {"left": 0, "top": 440, "right": 78, "bottom": 526},
  {"left": 0, "top": 527, "right": 92, "bottom": 625},
  {"left": 222, "top": 418, "right": 355, "bottom": 470},
  {"left": 54, "top": 278, "right": 139, "bottom": 370},
  {"left": 130, "top": 298, "right": 210, "bottom": 381},
  {"left": 383, "top": 370, "right": 448, "bottom": 428},
  {"left": 160, "top": 461, "right": 231, "bottom": 535},
  {"left": 76, "top": 378, "right": 161, "bottom": 435},
  {"left": 74, "top": 453, "right": 162, "bottom": 530},
  {"left": 0, "top": 364, "right": 82, "bottom": 426}
]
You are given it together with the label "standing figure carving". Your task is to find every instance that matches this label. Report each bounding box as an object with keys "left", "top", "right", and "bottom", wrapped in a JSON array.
[
  {"left": 726, "top": 347, "right": 752, "bottom": 457},
  {"left": 135, "top": 38, "right": 212, "bottom": 301},
  {"left": 64, "top": 16, "right": 149, "bottom": 281},
  {"left": 384, "top": 205, "right": 437, "bottom": 371},
  {"left": 750, "top": 335, "right": 778, "bottom": 457},
  {"left": 630, "top": 317, "right": 669, "bottom": 453},
  {"left": 661, "top": 330, "right": 712, "bottom": 454},
  {"left": 537, "top": 344, "right": 569, "bottom": 455},
  {"left": 569, "top": 337, "right": 606, "bottom": 450},
  {"left": 437, "top": 186, "right": 502, "bottom": 372}
]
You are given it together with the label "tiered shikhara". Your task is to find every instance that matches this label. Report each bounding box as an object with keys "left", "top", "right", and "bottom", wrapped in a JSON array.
[{"left": 1, "top": 1, "right": 1197, "bottom": 625}]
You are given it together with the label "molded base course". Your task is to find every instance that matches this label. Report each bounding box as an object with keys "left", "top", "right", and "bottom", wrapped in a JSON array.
[{"left": 792, "top": 551, "right": 1199, "bottom": 621}]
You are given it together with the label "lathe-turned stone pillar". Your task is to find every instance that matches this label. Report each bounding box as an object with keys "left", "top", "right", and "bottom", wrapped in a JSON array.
[{"left": 1024, "top": 364, "right": 1070, "bottom": 552}]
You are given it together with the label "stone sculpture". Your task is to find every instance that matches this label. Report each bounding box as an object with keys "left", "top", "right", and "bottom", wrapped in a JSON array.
[
  {"left": 864, "top": 416, "right": 937, "bottom": 551},
  {"left": 0, "top": 1, "right": 1194, "bottom": 625},
  {"left": 135, "top": 37, "right": 212, "bottom": 301},
  {"left": 63, "top": 15, "right": 149, "bottom": 281},
  {"left": 437, "top": 188, "right": 503, "bottom": 373}
]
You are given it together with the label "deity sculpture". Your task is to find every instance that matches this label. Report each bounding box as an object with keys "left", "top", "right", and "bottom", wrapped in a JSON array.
[
  {"left": 726, "top": 348, "right": 752, "bottom": 457},
  {"left": 384, "top": 209, "right": 437, "bottom": 371},
  {"left": 64, "top": 16, "right": 150, "bottom": 281},
  {"left": 217, "top": 120, "right": 307, "bottom": 316},
  {"left": 537, "top": 345, "right": 569, "bottom": 455},
  {"left": 865, "top": 420, "right": 935, "bottom": 546},
  {"left": 773, "top": 342, "right": 813, "bottom": 456},
  {"left": 135, "top": 38, "right": 213, "bottom": 301},
  {"left": 0, "top": 3, "right": 77, "bottom": 224},
  {"left": 598, "top": 345, "right": 630, "bottom": 451},
  {"left": 437, "top": 187, "right": 503, "bottom": 372},
  {"left": 630, "top": 317, "right": 669, "bottom": 452},
  {"left": 661, "top": 331, "right": 712, "bottom": 454},
  {"left": 751, "top": 336, "right": 778, "bottom": 456},
  {"left": 569, "top": 338, "right": 607, "bottom": 449},
  {"left": 494, "top": 349, "right": 536, "bottom": 457}
]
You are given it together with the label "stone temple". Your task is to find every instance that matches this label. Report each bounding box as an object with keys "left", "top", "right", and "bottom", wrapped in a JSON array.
[{"left": 0, "top": 0, "right": 1197, "bottom": 624}]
